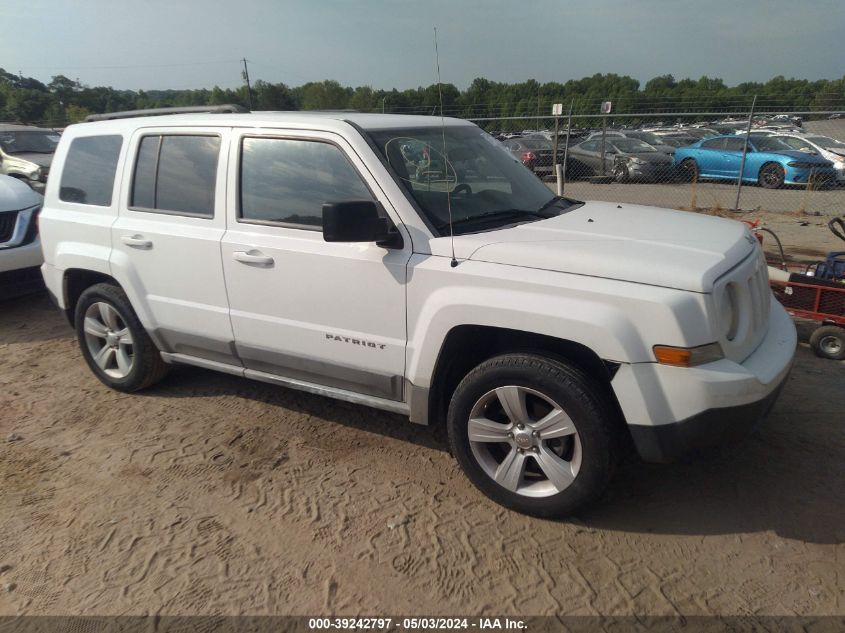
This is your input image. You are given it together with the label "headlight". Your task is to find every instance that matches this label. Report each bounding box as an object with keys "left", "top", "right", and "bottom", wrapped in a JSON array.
[
  {"left": 29, "top": 168, "right": 42, "bottom": 181},
  {"left": 653, "top": 343, "right": 724, "bottom": 367}
]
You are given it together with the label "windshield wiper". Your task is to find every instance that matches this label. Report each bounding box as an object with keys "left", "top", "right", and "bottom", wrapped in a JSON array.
[
  {"left": 436, "top": 209, "right": 548, "bottom": 232},
  {"left": 537, "top": 195, "right": 584, "bottom": 214}
]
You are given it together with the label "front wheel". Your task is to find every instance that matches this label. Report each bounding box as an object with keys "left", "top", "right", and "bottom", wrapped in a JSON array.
[
  {"left": 758, "top": 163, "right": 785, "bottom": 189},
  {"left": 809, "top": 325, "right": 845, "bottom": 360},
  {"left": 446, "top": 354, "right": 621, "bottom": 517},
  {"left": 612, "top": 163, "right": 630, "bottom": 183},
  {"left": 74, "top": 283, "right": 169, "bottom": 392}
]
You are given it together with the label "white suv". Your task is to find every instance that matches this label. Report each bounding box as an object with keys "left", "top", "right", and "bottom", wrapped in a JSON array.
[{"left": 38, "top": 108, "right": 796, "bottom": 516}]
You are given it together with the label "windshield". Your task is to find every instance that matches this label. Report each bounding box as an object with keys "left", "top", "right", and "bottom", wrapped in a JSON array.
[
  {"left": 627, "top": 132, "right": 663, "bottom": 146},
  {"left": 752, "top": 136, "right": 795, "bottom": 152},
  {"left": 365, "top": 125, "right": 580, "bottom": 235},
  {"left": 807, "top": 136, "right": 845, "bottom": 151},
  {"left": 611, "top": 138, "right": 656, "bottom": 153},
  {"left": 0, "top": 130, "right": 60, "bottom": 154},
  {"left": 521, "top": 139, "right": 551, "bottom": 150}
]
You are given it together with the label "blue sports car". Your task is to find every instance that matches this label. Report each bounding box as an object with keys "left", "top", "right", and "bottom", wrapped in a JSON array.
[{"left": 673, "top": 134, "right": 837, "bottom": 188}]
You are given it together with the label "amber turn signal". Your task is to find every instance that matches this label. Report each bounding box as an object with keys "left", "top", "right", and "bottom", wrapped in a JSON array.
[{"left": 653, "top": 343, "right": 724, "bottom": 367}]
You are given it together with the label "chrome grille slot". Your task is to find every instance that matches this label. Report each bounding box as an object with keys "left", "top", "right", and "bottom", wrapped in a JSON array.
[{"left": 712, "top": 246, "right": 771, "bottom": 363}]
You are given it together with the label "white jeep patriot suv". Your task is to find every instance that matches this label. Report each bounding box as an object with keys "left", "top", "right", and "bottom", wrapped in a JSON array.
[{"left": 38, "top": 107, "right": 796, "bottom": 516}]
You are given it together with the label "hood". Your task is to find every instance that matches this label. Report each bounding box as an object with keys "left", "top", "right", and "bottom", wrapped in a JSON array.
[
  {"left": 0, "top": 175, "right": 42, "bottom": 212},
  {"left": 769, "top": 150, "right": 831, "bottom": 164},
  {"left": 7, "top": 152, "right": 54, "bottom": 168},
  {"left": 622, "top": 151, "right": 672, "bottom": 163},
  {"left": 448, "top": 201, "right": 755, "bottom": 293}
]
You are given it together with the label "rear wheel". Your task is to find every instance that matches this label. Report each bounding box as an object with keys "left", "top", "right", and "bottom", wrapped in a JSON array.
[
  {"left": 679, "top": 158, "right": 699, "bottom": 182},
  {"left": 758, "top": 163, "right": 785, "bottom": 189},
  {"left": 74, "top": 283, "right": 168, "bottom": 392},
  {"left": 809, "top": 325, "right": 845, "bottom": 360},
  {"left": 446, "top": 354, "right": 621, "bottom": 517}
]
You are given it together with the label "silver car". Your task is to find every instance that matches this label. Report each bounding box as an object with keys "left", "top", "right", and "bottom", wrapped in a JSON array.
[{"left": 0, "top": 124, "right": 61, "bottom": 193}]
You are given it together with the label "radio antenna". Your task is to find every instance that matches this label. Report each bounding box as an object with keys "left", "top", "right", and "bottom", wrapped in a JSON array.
[{"left": 434, "top": 27, "right": 458, "bottom": 268}]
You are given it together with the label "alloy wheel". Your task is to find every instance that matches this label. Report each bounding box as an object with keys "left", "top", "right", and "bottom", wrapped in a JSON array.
[
  {"left": 83, "top": 302, "right": 135, "bottom": 379},
  {"left": 468, "top": 385, "right": 582, "bottom": 498}
]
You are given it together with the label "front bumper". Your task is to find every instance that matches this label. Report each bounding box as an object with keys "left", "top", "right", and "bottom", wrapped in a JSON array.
[
  {"left": 612, "top": 299, "right": 796, "bottom": 462},
  {"left": 0, "top": 237, "right": 42, "bottom": 273},
  {"left": 628, "top": 163, "right": 673, "bottom": 180},
  {"left": 784, "top": 166, "right": 838, "bottom": 186}
]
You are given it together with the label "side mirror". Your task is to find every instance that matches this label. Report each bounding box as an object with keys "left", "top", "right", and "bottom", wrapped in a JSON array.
[{"left": 322, "top": 200, "right": 402, "bottom": 249}]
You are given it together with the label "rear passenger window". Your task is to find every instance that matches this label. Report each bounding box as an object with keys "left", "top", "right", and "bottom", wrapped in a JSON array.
[
  {"left": 59, "top": 135, "right": 123, "bottom": 206},
  {"left": 130, "top": 135, "right": 220, "bottom": 217},
  {"left": 239, "top": 137, "right": 373, "bottom": 229}
]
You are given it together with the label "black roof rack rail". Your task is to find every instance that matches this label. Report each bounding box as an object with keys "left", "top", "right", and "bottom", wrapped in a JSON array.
[{"left": 83, "top": 104, "right": 248, "bottom": 122}]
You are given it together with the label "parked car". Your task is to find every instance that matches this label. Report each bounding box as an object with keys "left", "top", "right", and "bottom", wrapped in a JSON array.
[
  {"left": 586, "top": 130, "right": 675, "bottom": 156},
  {"left": 659, "top": 135, "right": 699, "bottom": 148},
  {"left": 39, "top": 107, "right": 796, "bottom": 517},
  {"left": 567, "top": 137, "right": 674, "bottom": 182},
  {"left": 674, "top": 134, "right": 837, "bottom": 188},
  {"left": 0, "top": 174, "right": 43, "bottom": 299},
  {"left": 648, "top": 127, "right": 718, "bottom": 140},
  {"left": 767, "top": 133, "right": 845, "bottom": 184},
  {"left": 501, "top": 137, "right": 558, "bottom": 177},
  {"left": 0, "top": 124, "right": 60, "bottom": 193}
]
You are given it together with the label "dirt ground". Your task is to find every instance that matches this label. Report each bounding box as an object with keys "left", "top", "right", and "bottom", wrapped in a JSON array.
[{"left": 0, "top": 219, "right": 844, "bottom": 616}]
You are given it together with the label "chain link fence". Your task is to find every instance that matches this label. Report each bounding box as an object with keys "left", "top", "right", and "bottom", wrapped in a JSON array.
[{"left": 467, "top": 105, "right": 845, "bottom": 217}]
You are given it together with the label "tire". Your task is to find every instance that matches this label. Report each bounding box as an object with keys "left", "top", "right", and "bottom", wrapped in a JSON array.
[
  {"left": 809, "top": 325, "right": 845, "bottom": 360},
  {"left": 446, "top": 353, "right": 621, "bottom": 517},
  {"left": 758, "top": 163, "right": 785, "bottom": 189},
  {"left": 74, "top": 283, "right": 168, "bottom": 392},
  {"left": 679, "top": 158, "right": 699, "bottom": 182}
]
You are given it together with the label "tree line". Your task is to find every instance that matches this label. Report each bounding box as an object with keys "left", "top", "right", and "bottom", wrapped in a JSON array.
[{"left": 1, "top": 68, "right": 843, "bottom": 129}]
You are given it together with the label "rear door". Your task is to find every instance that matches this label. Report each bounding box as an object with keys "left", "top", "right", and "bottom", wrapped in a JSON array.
[
  {"left": 111, "top": 127, "right": 238, "bottom": 365},
  {"left": 220, "top": 128, "right": 411, "bottom": 401},
  {"left": 722, "top": 137, "right": 747, "bottom": 179},
  {"left": 697, "top": 137, "right": 728, "bottom": 177}
]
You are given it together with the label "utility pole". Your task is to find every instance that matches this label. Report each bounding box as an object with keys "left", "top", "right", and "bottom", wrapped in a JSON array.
[
  {"left": 241, "top": 58, "right": 253, "bottom": 110},
  {"left": 734, "top": 94, "right": 757, "bottom": 211}
]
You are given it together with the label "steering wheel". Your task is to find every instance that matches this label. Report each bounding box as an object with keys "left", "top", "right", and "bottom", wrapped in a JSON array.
[{"left": 452, "top": 183, "right": 473, "bottom": 197}]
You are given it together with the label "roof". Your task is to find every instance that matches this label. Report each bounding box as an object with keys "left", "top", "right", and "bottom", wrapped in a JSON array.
[
  {"left": 69, "top": 111, "right": 475, "bottom": 133},
  {"left": 0, "top": 124, "right": 54, "bottom": 132}
]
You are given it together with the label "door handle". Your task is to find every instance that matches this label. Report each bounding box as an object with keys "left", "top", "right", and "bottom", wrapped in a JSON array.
[
  {"left": 121, "top": 234, "right": 153, "bottom": 249},
  {"left": 233, "top": 250, "right": 274, "bottom": 266}
]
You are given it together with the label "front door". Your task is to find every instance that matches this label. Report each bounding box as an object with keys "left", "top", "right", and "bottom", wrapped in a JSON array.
[{"left": 220, "top": 129, "right": 411, "bottom": 401}]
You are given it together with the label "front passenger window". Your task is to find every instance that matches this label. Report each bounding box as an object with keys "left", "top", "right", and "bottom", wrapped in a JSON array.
[{"left": 239, "top": 137, "right": 373, "bottom": 229}]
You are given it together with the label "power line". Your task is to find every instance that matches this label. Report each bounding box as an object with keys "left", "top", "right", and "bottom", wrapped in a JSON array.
[{"left": 10, "top": 60, "right": 242, "bottom": 71}]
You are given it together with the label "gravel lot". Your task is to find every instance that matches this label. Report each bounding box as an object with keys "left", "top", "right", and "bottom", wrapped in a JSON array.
[{"left": 0, "top": 219, "right": 843, "bottom": 616}]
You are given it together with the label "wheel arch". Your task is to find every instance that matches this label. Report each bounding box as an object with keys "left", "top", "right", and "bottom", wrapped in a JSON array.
[
  {"left": 424, "top": 324, "right": 623, "bottom": 429},
  {"left": 62, "top": 268, "right": 121, "bottom": 326}
]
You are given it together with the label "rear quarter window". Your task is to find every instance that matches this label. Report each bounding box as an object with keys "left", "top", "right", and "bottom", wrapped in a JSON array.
[{"left": 59, "top": 135, "right": 123, "bottom": 206}]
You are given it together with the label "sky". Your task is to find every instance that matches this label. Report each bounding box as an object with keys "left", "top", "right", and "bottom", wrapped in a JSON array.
[{"left": 2, "top": 0, "right": 844, "bottom": 92}]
